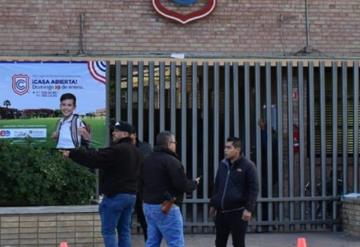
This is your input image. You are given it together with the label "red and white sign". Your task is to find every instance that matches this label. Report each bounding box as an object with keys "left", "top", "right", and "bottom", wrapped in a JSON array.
[{"left": 152, "top": 0, "right": 216, "bottom": 24}]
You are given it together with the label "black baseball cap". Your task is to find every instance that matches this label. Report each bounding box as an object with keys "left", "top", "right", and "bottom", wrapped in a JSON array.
[{"left": 113, "top": 121, "right": 132, "bottom": 133}]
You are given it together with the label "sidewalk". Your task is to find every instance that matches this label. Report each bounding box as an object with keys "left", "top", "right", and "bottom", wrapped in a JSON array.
[{"left": 131, "top": 232, "right": 360, "bottom": 247}]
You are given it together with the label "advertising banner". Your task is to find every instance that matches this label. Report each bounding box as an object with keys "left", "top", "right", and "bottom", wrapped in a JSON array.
[{"left": 0, "top": 61, "right": 107, "bottom": 148}]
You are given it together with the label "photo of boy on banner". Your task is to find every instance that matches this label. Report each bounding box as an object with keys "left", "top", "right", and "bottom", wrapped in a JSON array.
[
  {"left": 52, "top": 93, "right": 91, "bottom": 149},
  {"left": 0, "top": 61, "right": 106, "bottom": 148}
]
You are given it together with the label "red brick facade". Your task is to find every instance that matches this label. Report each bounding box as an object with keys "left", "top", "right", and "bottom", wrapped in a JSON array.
[{"left": 0, "top": 0, "right": 359, "bottom": 57}]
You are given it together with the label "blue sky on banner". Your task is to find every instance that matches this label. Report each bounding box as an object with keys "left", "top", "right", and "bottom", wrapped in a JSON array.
[
  {"left": 172, "top": 0, "right": 198, "bottom": 5},
  {"left": 0, "top": 62, "right": 106, "bottom": 115}
]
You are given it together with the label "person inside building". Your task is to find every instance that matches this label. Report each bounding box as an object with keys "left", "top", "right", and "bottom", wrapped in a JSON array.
[
  {"left": 140, "top": 131, "right": 200, "bottom": 247},
  {"left": 62, "top": 121, "right": 141, "bottom": 247},
  {"left": 258, "top": 118, "right": 278, "bottom": 230},
  {"left": 209, "top": 137, "right": 258, "bottom": 247}
]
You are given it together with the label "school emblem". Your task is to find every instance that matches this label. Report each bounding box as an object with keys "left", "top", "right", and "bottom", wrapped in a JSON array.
[
  {"left": 12, "top": 74, "right": 30, "bottom": 95},
  {"left": 152, "top": 0, "right": 216, "bottom": 24}
]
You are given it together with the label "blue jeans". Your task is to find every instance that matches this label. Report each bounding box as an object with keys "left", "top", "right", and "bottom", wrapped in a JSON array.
[
  {"left": 99, "top": 193, "right": 136, "bottom": 247},
  {"left": 143, "top": 203, "right": 184, "bottom": 247}
]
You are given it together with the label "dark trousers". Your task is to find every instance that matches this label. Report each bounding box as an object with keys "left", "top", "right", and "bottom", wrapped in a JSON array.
[
  {"left": 215, "top": 210, "right": 248, "bottom": 247},
  {"left": 135, "top": 196, "right": 147, "bottom": 241}
]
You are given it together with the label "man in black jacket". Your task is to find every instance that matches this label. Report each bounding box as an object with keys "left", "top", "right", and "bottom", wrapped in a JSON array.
[
  {"left": 140, "top": 131, "right": 200, "bottom": 247},
  {"left": 210, "top": 137, "right": 258, "bottom": 247},
  {"left": 62, "top": 121, "right": 141, "bottom": 247}
]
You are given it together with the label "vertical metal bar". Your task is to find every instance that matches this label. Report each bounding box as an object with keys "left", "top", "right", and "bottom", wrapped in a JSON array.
[
  {"left": 224, "top": 62, "right": 230, "bottom": 141},
  {"left": 244, "top": 63, "right": 251, "bottom": 158},
  {"left": 171, "top": 62, "right": 177, "bottom": 133},
  {"left": 115, "top": 61, "right": 122, "bottom": 122},
  {"left": 138, "top": 62, "right": 144, "bottom": 141},
  {"left": 342, "top": 62, "right": 348, "bottom": 194},
  {"left": 214, "top": 63, "right": 220, "bottom": 177},
  {"left": 305, "top": 0, "right": 310, "bottom": 49},
  {"left": 203, "top": 62, "right": 209, "bottom": 224},
  {"left": 102, "top": 61, "right": 111, "bottom": 197},
  {"left": 233, "top": 63, "right": 240, "bottom": 137},
  {"left": 127, "top": 61, "right": 133, "bottom": 123},
  {"left": 332, "top": 61, "right": 338, "bottom": 231},
  {"left": 255, "top": 63, "right": 263, "bottom": 226},
  {"left": 298, "top": 62, "right": 305, "bottom": 222},
  {"left": 287, "top": 62, "right": 294, "bottom": 223},
  {"left": 79, "top": 13, "right": 85, "bottom": 54},
  {"left": 266, "top": 62, "right": 273, "bottom": 224},
  {"left": 192, "top": 62, "right": 198, "bottom": 224},
  {"left": 181, "top": 62, "right": 187, "bottom": 222},
  {"left": 309, "top": 62, "right": 316, "bottom": 221},
  {"left": 353, "top": 61, "right": 359, "bottom": 193},
  {"left": 148, "top": 62, "right": 155, "bottom": 146},
  {"left": 159, "top": 62, "right": 165, "bottom": 131},
  {"left": 105, "top": 61, "right": 111, "bottom": 145},
  {"left": 276, "top": 62, "right": 284, "bottom": 223},
  {"left": 320, "top": 62, "right": 327, "bottom": 221}
]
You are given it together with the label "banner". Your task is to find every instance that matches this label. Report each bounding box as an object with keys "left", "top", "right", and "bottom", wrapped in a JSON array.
[{"left": 0, "top": 61, "right": 106, "bottom": 148}]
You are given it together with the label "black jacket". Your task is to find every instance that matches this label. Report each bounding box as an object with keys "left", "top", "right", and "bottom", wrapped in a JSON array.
[
  {"left": 210, "top": 157, "right": 258, "bottom": 212},
  {"left": 136, "top": 139, "right": 152, "bottom": 159},
  {"left": 140, "top": 146, "right": 197, "bottom": 204},
  {"left": 69, "top": 137, "right": 141, "bottom": 197}
]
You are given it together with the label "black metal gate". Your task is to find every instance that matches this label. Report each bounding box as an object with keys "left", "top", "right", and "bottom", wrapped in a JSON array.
[{"left": 106, "top": 59, "right": 360, "bottom": 232}]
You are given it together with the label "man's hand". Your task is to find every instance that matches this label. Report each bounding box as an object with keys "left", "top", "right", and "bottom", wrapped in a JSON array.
[
  {"left": 195, "top": 176, "right": 201, "bottom": 185},
  {"left": 79, "top": 127, "right": 91, "bottom": 141},
  {"left": 242, "top": 209, "right": 252, "bottom": 221},
  {"left": 258, "top": 118, "right": 265, "bottom": 130},
  {"left": 51, "top": 131, "right": 59, "bottom": 140},
  {"left": 209, "top": 207, "right": 217, "bottom": 217},
  {"left": 60, "top": 150, "right": 70, "bottom": 158}
]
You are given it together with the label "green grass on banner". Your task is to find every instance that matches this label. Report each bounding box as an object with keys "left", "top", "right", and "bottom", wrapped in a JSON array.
[{"left": 0, "top": 117, "right": 106, "bottom": 148}]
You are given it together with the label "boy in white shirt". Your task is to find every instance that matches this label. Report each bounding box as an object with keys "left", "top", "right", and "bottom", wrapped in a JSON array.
[{"left": 52, "top": 93, "right": 90, "bottom": 149}]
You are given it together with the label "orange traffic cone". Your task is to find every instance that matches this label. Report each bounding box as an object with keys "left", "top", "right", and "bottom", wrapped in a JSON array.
[
  {"left": 297, "top": 237, "right": 307, "bottom": 247},
  {"left": 59, "top": 241, "right": 69, "bottom": 247}
]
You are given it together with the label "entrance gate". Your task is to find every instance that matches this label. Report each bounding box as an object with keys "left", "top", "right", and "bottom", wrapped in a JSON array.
[{"left": 105, "top": 59, "right": 360, "bottom": 232}]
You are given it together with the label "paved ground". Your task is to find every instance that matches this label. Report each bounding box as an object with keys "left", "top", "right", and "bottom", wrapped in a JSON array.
[{"left": 131, "top": 232, "right": 360, "bottom": 247}]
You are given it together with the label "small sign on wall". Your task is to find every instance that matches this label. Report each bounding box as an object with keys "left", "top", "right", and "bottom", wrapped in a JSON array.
[{"left": 152, "top": 0, "right": 217, "bottom": 24}]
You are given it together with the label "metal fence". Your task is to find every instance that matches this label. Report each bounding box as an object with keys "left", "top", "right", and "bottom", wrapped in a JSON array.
[{"left": 106, "top": 59, "right": 360, "bottom": 232}]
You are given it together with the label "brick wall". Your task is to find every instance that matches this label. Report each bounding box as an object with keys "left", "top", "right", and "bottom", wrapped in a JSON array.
[
  {"left": 342, "top": 198, "right": 360, "bottom": 237},
  {"left": 0, "top": 206, "right": 103, "bottom": 247},
  {"left": 0, "top": 0, "right": 359, "bottom": 57}
]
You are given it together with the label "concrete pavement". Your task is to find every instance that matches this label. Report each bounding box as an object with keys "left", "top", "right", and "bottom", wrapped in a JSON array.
[{"left": 131, "top": 232, "right": 360, "bottom": 247}]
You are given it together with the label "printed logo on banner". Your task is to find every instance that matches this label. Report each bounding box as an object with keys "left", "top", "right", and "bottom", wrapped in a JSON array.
[
  {"left": 152, "top": 0, "right": 216, "bottom": 24},
  {"left": 0, "top": 129, "right": 11, "bottom": 138},
  {"left": 88, "top": 61, "right": 106, "bottom": 83},
  {"left": 12, "top": 74, "right": 30, "bottom": 95}
]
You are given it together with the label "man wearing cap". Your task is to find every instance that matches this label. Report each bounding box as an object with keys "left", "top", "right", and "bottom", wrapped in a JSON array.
[{"left": 62, "top": 121, "right": 141, "bottom": 247}]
